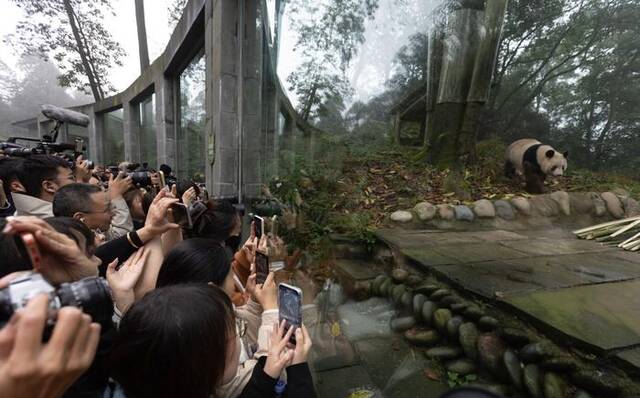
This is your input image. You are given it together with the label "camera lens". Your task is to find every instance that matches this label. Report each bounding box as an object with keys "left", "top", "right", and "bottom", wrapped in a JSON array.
[
  {"left": 4, "top": 147, "right": 36, "bottom": 157},
  {"left": 0, "top": 289, "right": 13, "bottom": 323},
  {"left": 128, "top": 171, "right": 151, "bottom": 187},
  {"left": 57, "top": 277, "right": 113, "bottom": 324}
]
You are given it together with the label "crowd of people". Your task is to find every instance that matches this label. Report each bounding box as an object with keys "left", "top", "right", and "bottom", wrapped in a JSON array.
[{"left": 0, "top": 153, "right": 318, "bottom": 398}]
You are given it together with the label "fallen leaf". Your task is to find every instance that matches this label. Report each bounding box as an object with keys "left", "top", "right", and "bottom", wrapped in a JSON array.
[{"left": 424, "top": 369, "right": 441, "bottom": 381}]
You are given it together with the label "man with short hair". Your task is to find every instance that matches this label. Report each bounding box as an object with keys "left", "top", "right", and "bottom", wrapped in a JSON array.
[
  {"left": 53, "top": 183, "right": 112, "bottom": 232},
  {"left": 12, "top": 155, "right": 75, "bottom": 218},
  {"left": 53, "top": 179, "right": 134, "bottom": 240}
]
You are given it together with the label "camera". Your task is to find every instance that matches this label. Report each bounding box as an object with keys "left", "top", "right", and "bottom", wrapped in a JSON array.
[{"left": 0, "top": 273, "right": 113, "bottom": 325}]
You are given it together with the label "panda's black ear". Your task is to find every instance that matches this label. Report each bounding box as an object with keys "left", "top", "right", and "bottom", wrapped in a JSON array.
[
  {"left": 563, "top": 151, "right": 569, "bottom": 159},
  {"left": 545, "top": 149, "right": 555, "bottom": 158}
]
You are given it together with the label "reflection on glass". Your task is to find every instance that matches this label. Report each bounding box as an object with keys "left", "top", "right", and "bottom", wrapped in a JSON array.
[
  {"left": 102, "top": 108, "right": 124, "bottom": 167},
  {"left": 139, "top": 94, "right": 157, "bottom": 169},
  {"left": 266, "top": 0, "right": 276, "bottom": 44},
  {"left": 178, "top": 49, "right": 206, "bottom": 183}
]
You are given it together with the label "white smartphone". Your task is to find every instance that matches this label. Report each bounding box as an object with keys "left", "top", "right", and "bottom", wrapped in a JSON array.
[{"left": 278, "top": 283, "right": 303, "bottom": 345}]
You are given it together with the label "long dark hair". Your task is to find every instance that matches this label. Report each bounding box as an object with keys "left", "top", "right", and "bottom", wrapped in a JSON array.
[
  {"left": 109, "top": 284, "right": 235, "bottom": 398},
  {"left": 156, "top": 238, "right": 232, "bottom": 288},
  {"left": 191, "top": 199, "right": 239, "bottom": 242}
]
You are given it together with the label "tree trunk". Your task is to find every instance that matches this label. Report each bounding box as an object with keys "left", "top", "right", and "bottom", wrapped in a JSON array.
[
  {"left": 429, "top": 7, "right": 483, "bottom": 168},
  {"left": 135, "top": 0, "right": 150, "bottom": 72},
  {"left": 62, "top": 0, "right": 102, "bottom": 101},
  {"left": 300, "top": 82, "right": 318, "bottom": 121},
  {"left": 459, "top": 0, "right": 509, "bottom": 162},
  {"left": 424, "top": 28, "right": 444, "bottom": 150}
]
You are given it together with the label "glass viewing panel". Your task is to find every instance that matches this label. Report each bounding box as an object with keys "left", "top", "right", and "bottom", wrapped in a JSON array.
[
  {"left": 102, "top": 108, "right": 124, "bottom": 167},
  {"left": 177, "top": 49, "right": 206, "bottom": 183},
  {"left": 139, "top": 94, "right": 157, "bottom": 169}
]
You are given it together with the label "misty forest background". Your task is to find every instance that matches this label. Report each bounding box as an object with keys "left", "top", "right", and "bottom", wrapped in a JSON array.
[{"left": 0, "top": 0, "right": 638, "bottom": 177}]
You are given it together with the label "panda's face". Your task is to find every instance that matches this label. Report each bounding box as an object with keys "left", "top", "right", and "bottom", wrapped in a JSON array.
[{"left": 542, "top": 150, "right": 568, "bottom": 177}]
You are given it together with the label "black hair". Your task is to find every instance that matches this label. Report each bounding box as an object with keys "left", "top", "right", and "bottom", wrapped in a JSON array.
[
  {"left": 159, "top": 164, "right": 172, "bottom": 175},
  {"left": 52, "top": 183, "right": 102, "bottom": 217},
  {"left": 141, "top": 191, "right": 154, "bottom": 215},
  {"left": 176, "top": 179, "right": 194, "bottom": 202},
  {"left": 0, "top": 157, "right": 24, "bottom": 196},
  {"left": 110, "top": 284, "right": 235, "bottom": 398},
  {"left": 0, "top": 218, "right": 30, "bottom": 277},
  {"left": 156, "top": 238, "right": 232, "bottom": 288},
  {"left": 122, "top": 188, "right": 144, "bottom": 216},
  {"left": 45, "top": 217, "right": 96, "bottom": 256},
  {"left": 18, "top": 155, "right": 71, "bottom": 198},
  {"left": 191, "top": 199, "right": 240, "bottom": 242}
]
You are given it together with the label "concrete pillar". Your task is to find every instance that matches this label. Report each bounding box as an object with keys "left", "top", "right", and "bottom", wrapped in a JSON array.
[
  {"left": 123, "top": 100, "right": 141, "bottom": 163},
  {"left": 154, "top": 76, "right": 176, "bottom": 168},
  {"left": 207, "top": 0, "right": 239, "bottom": 198},
  {"left": 241, "top": 0, "right": 264, "bottom": 199}
]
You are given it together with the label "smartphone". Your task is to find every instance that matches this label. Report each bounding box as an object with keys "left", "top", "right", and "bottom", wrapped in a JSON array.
[
  {"left": 158, "top": 171, "right": 166, "bottom": 188},
  {"left": 253, "top": 215, "right": 265, "bottom": 240},
  {"left": 14, "top": 232, "right": 42, "bottom": 269},
  {"left": 170, "top": 203, "right": 192, "bottom": 229},
  {"left": 255, "top": 251, "right": 269, "bottom": 284},
  {"left": 278, "top": 283, "right": 303, "bottom": 345}
]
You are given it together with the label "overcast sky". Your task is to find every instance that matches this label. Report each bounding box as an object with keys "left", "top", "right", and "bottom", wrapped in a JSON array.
[
  {"left": 0, "top": 0, "right": 437, "bottom": 107},
  {"left": 0, "top": 0, "right": 174, "bottom": 94}
]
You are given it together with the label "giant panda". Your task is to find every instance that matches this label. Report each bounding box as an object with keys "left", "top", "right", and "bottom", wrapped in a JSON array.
[{"left": 504, "top": 138, "right": 568, "bottom": 194}]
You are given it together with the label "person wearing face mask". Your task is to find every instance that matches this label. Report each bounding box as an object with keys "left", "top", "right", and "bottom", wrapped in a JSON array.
[
  {"left": 156, "top": 239, "right": 280, "bottom": 397},
  {"left": 109, "top": 284, "right": 314, "bottom": 398}
]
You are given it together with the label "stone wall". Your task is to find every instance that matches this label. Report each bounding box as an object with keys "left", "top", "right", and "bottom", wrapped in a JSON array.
[{"left": 390, "top": 189, "right": 640, "bottom": 228}]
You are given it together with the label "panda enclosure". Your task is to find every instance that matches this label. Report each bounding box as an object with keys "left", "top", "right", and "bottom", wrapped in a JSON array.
[{"left": 384, "top": 0, "right": 639, "bottom": 178}]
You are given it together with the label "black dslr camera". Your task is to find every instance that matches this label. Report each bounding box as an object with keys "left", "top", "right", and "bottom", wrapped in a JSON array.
[{"left": 0, "top": 273, "right": 113, "bottom": 326}]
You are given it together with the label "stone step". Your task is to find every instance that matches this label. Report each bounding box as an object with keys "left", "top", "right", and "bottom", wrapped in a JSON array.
[{"left": 334, "top": 259, "right": 378, "bottom": 299}]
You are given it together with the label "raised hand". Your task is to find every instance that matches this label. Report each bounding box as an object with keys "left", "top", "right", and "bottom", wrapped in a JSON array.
[
  {"left": 263, "top": 320, "right": 295, "bottom": 379},
  {"left": 2, "top": 217, "right": 100, "bottom": 284},
  {"left": 291, "top": 324, "right": 312, "bottom": 366},
  {"left": 181, "top": 186, "right": 197, "bottom": 207},
  {"left": 252, "top": 271, "right": 277, "bottom": 311},
  {"left": 108, "top": 172, "right": 134, "bottom": 200},
  {"left": 74, "top": 155, "right": 91, "bottom": 183},
  {"left": 106, "top": 247, "right": 150, "bottom": 313},
  {"left": 144, "top": 190, "right": 180, "bottom": 236},
  {"left": 0, "top": 294, "right": 101, "bottom": 398}
]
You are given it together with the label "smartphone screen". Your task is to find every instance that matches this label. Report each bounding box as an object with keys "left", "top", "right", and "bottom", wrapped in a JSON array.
[
  {"left": 14, "top": 232, "right": 42, "bottom": 269},
  {"left": 170, "top": 203, "right": 192, "bottom": 229},
  {"left": 253, "top": 215, "right": 264, "bottom": 240},
  {"left": 278, "top": 283, "right": 303, "bottom": 344},
  {"left": 255, "top": 252, "right": 269, "bottom": 284}
]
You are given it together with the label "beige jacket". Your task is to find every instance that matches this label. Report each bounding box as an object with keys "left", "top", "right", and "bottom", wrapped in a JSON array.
[
  {"left": 217, "top": 302, "right": 318, "bottom": 398},
  {"left": 104, "top": 197, "right": 134, "bottom": 241},
  {"left": 12, "top": 193, "right": 53, "bottom": 218}
]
